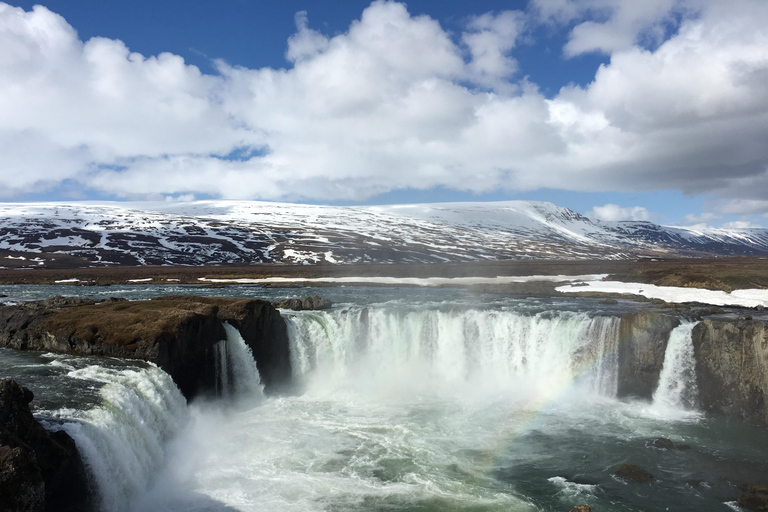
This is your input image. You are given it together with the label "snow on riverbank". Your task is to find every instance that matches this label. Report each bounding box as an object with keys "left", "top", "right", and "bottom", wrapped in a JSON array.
[
  {"left": 198, "top": 274, "right": 607, "bottom": 287},
  {"left": 557, "top": 281, "right": 768, "bottom": 308}
]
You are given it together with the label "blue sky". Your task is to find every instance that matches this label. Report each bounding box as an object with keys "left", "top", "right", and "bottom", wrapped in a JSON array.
[{"left": 1, "top": 0, "right": 767, "bottom": 227}]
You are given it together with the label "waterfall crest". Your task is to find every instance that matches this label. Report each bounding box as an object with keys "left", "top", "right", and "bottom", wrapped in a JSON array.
[
  {"left": 652, "top": 321, "right": 700, "bottom": 410},
  {"left": 286, "top": 308, "right": 621, "bottom": 398},
  {"left": 49, "top": 364, "right": 187, "bottom": 512}
]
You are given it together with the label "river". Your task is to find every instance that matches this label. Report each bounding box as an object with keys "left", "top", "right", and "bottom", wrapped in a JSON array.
[{"left": 1, "top": 284, "right": 766, "bottom": 511}]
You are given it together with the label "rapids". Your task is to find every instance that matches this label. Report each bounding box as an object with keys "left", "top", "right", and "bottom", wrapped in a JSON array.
[{"left": 1, "top": 285, "right": 767, "bottom": 511}]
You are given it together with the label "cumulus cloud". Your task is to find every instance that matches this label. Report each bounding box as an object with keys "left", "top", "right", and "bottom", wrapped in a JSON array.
[
  {"left": 533, "top": 0, "right": 685, "bottom": 56},
  {"left": 1, "top": 0, "right": 768, "bottom": 206},
  {"left": 587, "top": 204, "right": 656, "bottom": 222}
]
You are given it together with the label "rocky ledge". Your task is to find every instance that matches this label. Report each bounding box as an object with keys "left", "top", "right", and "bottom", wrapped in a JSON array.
[
  {"left": 615, "top": 310, "right": 768, "bottom": 427},
  {"left": 692, "top": 317, "right": 768, "bottom": 426},
  {"left": 0, "top": 296, "right": 291, "bottom": 399},
  {"left": 0, "top": 379, "right": 89, "bottom": 512},
  {"left": 272, "top": 295, "right": 332, "bottom": 311}
]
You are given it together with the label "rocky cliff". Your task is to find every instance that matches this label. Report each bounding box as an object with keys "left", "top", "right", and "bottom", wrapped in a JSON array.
[
  {"left": 617, "top": 310, "right": 680, "bottom": 399},
  {"left": 615, "top": 310, "right": 768, "bottom": 428},
  {"left": 0, "top": 379, "right": 90, "bottom": 512},
  {"left": 692, "top": 318, "right": 768, "bottom": 426},
  {"left": 0, "top": 296, "right": 291, "bottom": 399}
]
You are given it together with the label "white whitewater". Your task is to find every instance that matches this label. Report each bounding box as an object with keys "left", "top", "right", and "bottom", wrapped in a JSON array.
[
  {"left": 50, "top": 364, "right": 187, "bottom": 512},
  {"left": 286, "top": 308, "right": 621, "bottom": 399},
  {"left": 653, "top": 321, "right": 700, "bottom": 411},
  {"left": 212, "top": 322, "right": 265, "bottom": 401}
]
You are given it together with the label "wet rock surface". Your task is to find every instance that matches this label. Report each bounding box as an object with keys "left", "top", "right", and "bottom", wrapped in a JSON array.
[
  {"left": 0, "top": 379, "right": 90, "bottom": 512},
  {"left": 738, "top": 483, "right": 768, "bottom": 511},
  {"left": 650, "top": 437, "right": 675, "bottom": 450},
  {"left": 614, "top": 464, "right": 654, "bottom": 483}
]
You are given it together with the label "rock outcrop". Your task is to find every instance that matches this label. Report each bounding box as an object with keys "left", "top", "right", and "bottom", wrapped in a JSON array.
[
  {"left": 0, "top": 296, "right": 291, "bottom": 399},
  {"left": 0, "top": 379, "right": 90, "bottom": 512},
  {"left": 617, "top": 310, "right": 680, "bottom": 398},
  {"left": 272, "top": 295, "right": 332, "bottom": 311},
  {"left": 692, "top": 318, "right": 768, "bottom": 426},
  {"left": 738, "top": 484, "right": 768, "bottom": 511}
]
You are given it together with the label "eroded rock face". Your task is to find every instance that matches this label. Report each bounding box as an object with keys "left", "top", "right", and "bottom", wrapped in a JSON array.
[
  {"left": 0, "top": 379, "right": 90, "bottom": 512},
  {"left": 617, "top": 311, "right": 680, "bottom": 399},
  {"left": 272, "top": 295, "right": 332, "bottom": 311},
  {"left": 692, "top": 318, "right": 768, "bottom": 427},
  {"left": 0, "top": 296, "right": 292, "bottom": 399}
]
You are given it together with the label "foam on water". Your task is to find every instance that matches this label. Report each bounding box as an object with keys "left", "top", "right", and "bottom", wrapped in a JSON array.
[
  {"left": 212, "top": 322, "right": 265, "bottom": 402},
  {"left": 45, "top": 364, "right": 187, "bottom": 512},
  {"left": 286, "top": 308, "right": 621, "bottom": 400}
]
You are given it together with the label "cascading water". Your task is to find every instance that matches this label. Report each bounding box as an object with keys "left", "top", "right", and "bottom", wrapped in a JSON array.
[
  {"left": 5, "top": 287, "right": 767, "bottom": 512},
  {"left": 652, "top": 321, "right": 700, "bottom": 411},
  {"left": 212, "top": 322, "right": 265, "bottom": 401},
  {"left": 43, "top": 363, "right": 187, "bottom": 512},
  {"left": 285, "top": 307, "right": 621, "bottom": 399}
]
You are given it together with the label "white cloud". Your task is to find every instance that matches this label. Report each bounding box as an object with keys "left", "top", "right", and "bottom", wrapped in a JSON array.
[
  {"left": 532, "top": 0, "right": 698, "bottom": 56},
  {"left": 1, "top": 0, "right": 768, "bottom": 205},
  {"left": 462, "top": 11, "right": 525, "bottom": 92},
  {"left": 723, "top": 220, "right": 762, "bottom": 229},
  {"left": 587, "top": 204, "right": 655, "bottom": 221}
]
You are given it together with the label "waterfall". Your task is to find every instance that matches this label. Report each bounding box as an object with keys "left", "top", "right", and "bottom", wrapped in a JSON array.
[
  {"left": 212, "top": 322, "right": 265, "bottom": 400},
  {"left": 46, "top": 364, "right": 187, "bottom": 512},
  {"left": 653, "top": 321, "right": 700, "bottom": 410},
  {"left": 285, "top": 308, "right": 621, "bottom": 398}
]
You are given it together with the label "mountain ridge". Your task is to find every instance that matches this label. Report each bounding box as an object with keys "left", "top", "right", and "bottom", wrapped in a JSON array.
[{"left": 1, "top": 200, "right": 767, "bottom": 267}]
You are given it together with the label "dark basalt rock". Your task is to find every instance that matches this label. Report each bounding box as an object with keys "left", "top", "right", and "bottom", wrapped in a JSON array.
[
  {"left": 692, "top": 319, "right": 768, "bottom": 426},
  {"left": 0, "top": 379, "right": 90, "bottom": 512},
  {"left": 272, "top": 295, "right": 332, "bottom": 311},
  {"left": 650, "top": 437, "right": 675, "bottom": 450},
  {"left": 614, "top": 463, "right": 654, "bottom": 483},
  {"left": 0, "top": 296, "right": 292, "bottom": 399},
  {"left": 617, "top": 311, "right": 680, "bottom": 399},
  {"left": 738, "top": 484, "right": 768, "bottom": 511}
]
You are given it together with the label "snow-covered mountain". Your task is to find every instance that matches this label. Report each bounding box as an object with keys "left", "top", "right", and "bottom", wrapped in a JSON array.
[{"left": 1, "top": 200, "right": 767, "bottom": 267}]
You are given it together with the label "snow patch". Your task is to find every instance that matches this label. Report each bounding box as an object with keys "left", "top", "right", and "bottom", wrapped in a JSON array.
[
  {"left": 557, "top": 281, "right": 768, "bottom": 308},
  {"left": 198, "top": 274, "right": 606, "bottom": 287}
]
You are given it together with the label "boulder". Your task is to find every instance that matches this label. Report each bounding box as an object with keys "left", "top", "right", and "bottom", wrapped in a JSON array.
[
  {"left": 569, "top": 506, "right": 593, "bottom": 512},
  {"left": 272, "top": 295, "right": 332, "bottom": 311},
  {"left": 739, "top": 489, "right": 768, "bottom": 511},
  {"left": 614, "top": 464, "right": 653, "bottom": 483},
  {"left": 0, "top": 379, "right": 90, "bottom": 511},
  {"left": 650, "top": 437, "right": 675, "bottom": 450}
]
